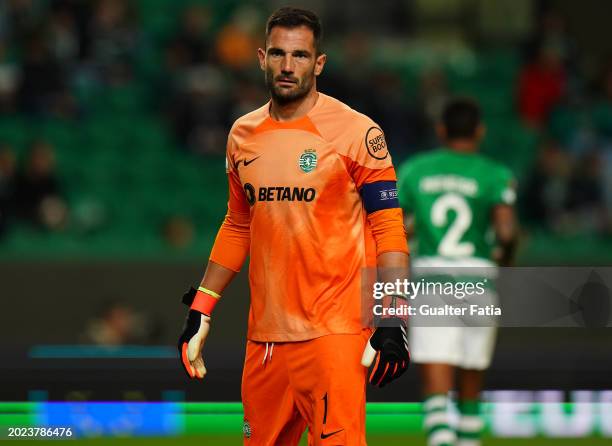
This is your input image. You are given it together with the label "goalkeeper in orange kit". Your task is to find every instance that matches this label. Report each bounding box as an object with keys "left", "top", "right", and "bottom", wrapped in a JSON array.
[{"left": 178, "top": 7, "right": 410, "bottom": 445}]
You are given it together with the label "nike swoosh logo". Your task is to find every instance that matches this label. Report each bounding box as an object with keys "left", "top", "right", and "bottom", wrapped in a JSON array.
[
  {"left": 238, "top": 156, "right": 260, "bottom": 167},
  {"left": 320, "top": 428, "right": 344, "bottom": 439}
]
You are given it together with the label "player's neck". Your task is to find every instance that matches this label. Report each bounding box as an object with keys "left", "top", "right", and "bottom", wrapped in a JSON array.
[
  {"left": 447, "top": 140, "right": 478, "bottom": 153},
  {"left": 269, "top": 90, "right": 319, "bottom": 122}
]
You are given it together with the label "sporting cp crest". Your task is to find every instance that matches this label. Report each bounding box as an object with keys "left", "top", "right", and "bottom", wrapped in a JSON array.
[
  {"left": 243, "top": 420, "right": 251, "bottom": 438},
  {"left": 299, "top": 149, "right": 317, "bottom": 173}
]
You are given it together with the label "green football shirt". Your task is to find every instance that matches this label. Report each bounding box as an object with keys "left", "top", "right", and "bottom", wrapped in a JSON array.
[{"left": 398, "top": 147, "right": 516, "bottom": 269}]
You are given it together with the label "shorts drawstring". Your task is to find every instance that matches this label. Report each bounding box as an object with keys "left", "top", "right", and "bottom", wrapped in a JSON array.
[{"left": 261, "top": 342, "right": 275, "bottom": 365}]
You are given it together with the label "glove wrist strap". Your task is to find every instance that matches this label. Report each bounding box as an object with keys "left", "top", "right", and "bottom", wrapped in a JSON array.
[{"left": 182, "top": 286, "right": 221, "bottom": 317}]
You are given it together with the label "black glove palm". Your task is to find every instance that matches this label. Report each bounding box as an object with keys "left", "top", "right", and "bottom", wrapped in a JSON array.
[{"left": 363, "top": 318, "right": 410, "bottom": 388}]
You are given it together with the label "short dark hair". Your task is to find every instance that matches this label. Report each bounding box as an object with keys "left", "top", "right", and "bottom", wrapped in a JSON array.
[
  {"left": 265, "top": 7, "right": 323, "bottom": 53},
  {"left": 441, "top": 98, "right": 482, "bottom": 139}
]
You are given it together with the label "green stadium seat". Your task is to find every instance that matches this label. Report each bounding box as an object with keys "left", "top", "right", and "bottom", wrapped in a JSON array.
[
  {"left": 548, "top": 105, "right": 584, "bottom": 146},
  {"left": 88, "top": 84, "right": 150, "bottom": 115},
  {"left": 0, "top": 116, "right": 30, "bottom": 151},
  {"left": 591, "top": 102, "right": 612, "bottom": 138},
  {"left": 481, "top": 118, "right": 539, "bottom": 179},
  {"left": 137, "top": 0, "right": 182, "bottom": 40}
]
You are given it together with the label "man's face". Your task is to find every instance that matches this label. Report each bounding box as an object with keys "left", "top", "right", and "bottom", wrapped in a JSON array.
[{"left": 258, "top": 25, "right": 326, "bottom": 105}]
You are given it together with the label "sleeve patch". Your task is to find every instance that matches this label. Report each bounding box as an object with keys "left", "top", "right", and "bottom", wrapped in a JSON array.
[
  {"left": 365, "top": 127, "right": 388, "bottom": 160},
  {"left": 360, "top": 181, "right": 399, "bottom": 214}
]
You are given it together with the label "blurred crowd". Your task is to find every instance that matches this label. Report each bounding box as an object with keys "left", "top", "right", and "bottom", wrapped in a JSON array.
[
  {"left": 80, "top": 299, "right": 162, "bottom": 345},
  {"left": 0, "top": 139, "right": 67, "bottom": 235},
  {"left": 517, "top": 11, "right": 612, "bottom": 235},
  {"left": 0, "top": 0, "right": 611, "bottom": 243}
]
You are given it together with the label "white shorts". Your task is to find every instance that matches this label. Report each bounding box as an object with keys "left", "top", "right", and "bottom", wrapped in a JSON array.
[
  {"left": 408, "top": 290, "right": 498, "bottom": 370},
  {"left": 409, "top": 325, "right": 497, "bottom": 370}
]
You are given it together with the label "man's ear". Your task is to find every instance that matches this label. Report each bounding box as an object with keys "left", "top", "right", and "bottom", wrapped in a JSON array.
[
  {"left": 257, "top": 48, "right": 266, "bottom": 71},
  {"left": 314, "top": 53, "right": 327, "bottom": 76}
]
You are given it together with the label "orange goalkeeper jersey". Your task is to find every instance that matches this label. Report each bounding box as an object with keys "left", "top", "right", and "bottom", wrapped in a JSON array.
[{"left": 210, "top": 93, "right": 406, "bottom": 342}]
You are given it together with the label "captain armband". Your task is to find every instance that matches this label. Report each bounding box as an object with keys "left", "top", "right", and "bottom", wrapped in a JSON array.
[{"left": 360, "top": 181, "right": 400, "bottom": 214}]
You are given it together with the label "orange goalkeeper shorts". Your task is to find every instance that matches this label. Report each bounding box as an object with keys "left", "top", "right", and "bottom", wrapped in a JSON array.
[{"left": 241, "top": 331, "right": 371, "bottom": 446}]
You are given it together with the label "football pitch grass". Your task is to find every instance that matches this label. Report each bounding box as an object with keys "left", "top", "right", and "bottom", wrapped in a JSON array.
[
  {"left": 12, "top": 435, "right": 609, "bottom": 445},
  {"left": 2, "top": 402, "right": 609, "bottom": 444}
]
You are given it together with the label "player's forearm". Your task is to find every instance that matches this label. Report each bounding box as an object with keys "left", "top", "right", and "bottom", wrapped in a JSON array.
[
  {"left": 187, "top": 260, "right": 238, "bottom": 317},
  {"left": 493, "top": 205, "right": 518, "bottom": 266},
  {"left": 377, "top": 251, "right": 409, "bottom": 268},
  {"left": 376, "top": 251, "right": 410, "bottom": 288},
  {"left": 193, "top": 210, "right": 249, "bottom": 313},
  {"left": 493, "top": 206, "right": 516, "bottom": 243},
  {"left": 199, "top": 260, "right": 237, "bottom": 295},
  {"left": 495, "top": 237, "right": 517, "bottom": 267}
]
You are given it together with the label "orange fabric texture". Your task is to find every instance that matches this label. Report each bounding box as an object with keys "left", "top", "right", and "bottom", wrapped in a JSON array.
[
  {"left": 209, "top": 167, "right": 251, "bottom": 272},
  {"left": 210, "top": 93, "right": 407, "bottom": 342},
  {"left": 367, "top": 208, "right": 409, "bottom": 255},
  {"left": 241, "top": 332, "right": 369, "bottom": 446},
  {"left": 339, "top": 157, "right": 397, "bottom": 189},
  {"left": 209, "top": 210, "right": 250, "bottom": 273},
  {"left": 253, "top": 115, "right": 322, "bottom": 137}
]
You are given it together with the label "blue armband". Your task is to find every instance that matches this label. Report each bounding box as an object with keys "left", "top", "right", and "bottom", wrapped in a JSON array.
[{"left": 360, "top": 181, "right": 399, "bottom": 214}]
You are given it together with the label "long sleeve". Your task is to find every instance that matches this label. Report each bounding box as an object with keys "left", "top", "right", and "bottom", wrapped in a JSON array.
[{"left": 209, "top": 140, "right": 251, "bottom": 272}]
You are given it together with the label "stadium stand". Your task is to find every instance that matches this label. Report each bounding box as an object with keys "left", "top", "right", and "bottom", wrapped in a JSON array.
[{"left": 0, "top": 0, "right": 609, "bottom": 263}]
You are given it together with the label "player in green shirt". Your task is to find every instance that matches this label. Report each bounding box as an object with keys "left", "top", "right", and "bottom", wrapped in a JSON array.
[{"left": 397, "top": 98, "right": 517, "bottom": 446}]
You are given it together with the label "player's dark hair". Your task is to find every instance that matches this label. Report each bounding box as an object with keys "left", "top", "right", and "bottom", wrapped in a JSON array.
[
  {"left": 441, "top": 98, "right": 482, "bottom": 139},
  {"left": 266, "top": 7, "right": 323, "bottom": 53}
]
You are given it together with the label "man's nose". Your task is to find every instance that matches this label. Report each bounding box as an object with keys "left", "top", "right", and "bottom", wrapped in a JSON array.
[{"left": 281, "top": 54, "right": 294, "bottom": 73}]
